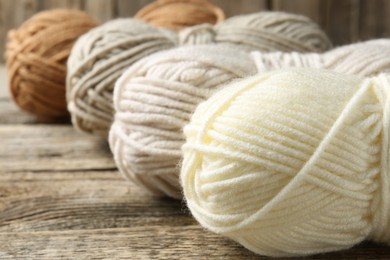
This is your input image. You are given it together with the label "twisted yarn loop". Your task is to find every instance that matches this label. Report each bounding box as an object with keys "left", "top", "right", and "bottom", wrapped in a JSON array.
[
  {"left": 135, "top": 0, "right": 225, "bottom": 31},
  {"left": 179, "top": 24, "right": 216, "bottom": 44},
  {"left": 5, "top": 9, "right": 97, "bottom": 119},
  {"left": 110, "top": 39, "right": 390, "bottom": 199},
  {"left": 181, "top": 68, "right": 390, "bottom": 257},
  {"left": 68, "top": 11, "right": 331, "bottom": 137},
  {"left": 252, "top": 39, "right": 390, "bottom": 76}
]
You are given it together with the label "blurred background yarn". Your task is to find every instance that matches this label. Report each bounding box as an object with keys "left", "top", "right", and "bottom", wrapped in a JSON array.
[{"left": 67, "top": 11, "right": 331, "bottom": 138}]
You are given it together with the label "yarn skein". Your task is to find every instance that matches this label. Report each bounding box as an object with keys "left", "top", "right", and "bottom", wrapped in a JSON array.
[
  {"left": 252, "top": 39, "right": 390, "bottom": 76},
  {"left": 110, "top": 39, "right": 390, "bottom": 199},
  {"left": 181, "top": 68, "right": 390, "bottom": 257},
  {"left": 110, "top": 45, "right": 257, "bottom": 198},
  {"left": 5, "top": 9, "right": 97, "bottom": 119},
  {"left": 67, "top": 11, "right": 331, "bottom": 137},
  {"left": 135, "top": 0, "right": 225, "bottom": 31}
]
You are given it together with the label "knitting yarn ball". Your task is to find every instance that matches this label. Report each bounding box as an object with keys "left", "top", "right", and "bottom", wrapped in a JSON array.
[
  {"left": 210, "top": 11, "right": 331, "bottom": 52},
  {"left": 135, "top": 0, "right": 225, "bottom": 31},
  {"left": 67, "top": 19, "right": 177, "bottom": 136},
  {"left": 181, "top": 68, "right": 390, "bottom": 257},
  {"left": 253, "top": 39, "right": 390, "bottom": 76},
  {"left": 110, "top": 45, "right": 256, "bottom": 198},
  {"left": 69, "top": 11, "right": 331, "bottom": 138},
  {"left": 5, "top": 9, "right": 97, "bottom": 119}
]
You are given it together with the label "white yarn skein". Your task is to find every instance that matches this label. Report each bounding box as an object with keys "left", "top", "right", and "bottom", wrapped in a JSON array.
[
  {"left": 252, "top": 39, "right": 390, "bottom": 76},
  {"left": 181, "top": 68, "right": 390, "bottom": 257},
  {"left": 110, "top": 45, "right": 257, "bottom": 198}
]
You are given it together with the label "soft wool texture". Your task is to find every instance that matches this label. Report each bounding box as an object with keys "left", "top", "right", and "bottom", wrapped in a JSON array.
[
  {"left": 110, "top": 45, "right": 257, "bottom": 198},
  {"left": 5, "top": 9, "right": 97, "bottom": 119},
  {"left": 135, "top": 0, "right": 225, "bottom": 31},
  {"left": 110, "top": 39, "right": 390, "bottom": 199},
  {"left": 67, "top": 11, "right": 331, "bottom": 137},
  {"left": 181, "top": 68, "right": 390, "bottom": 257},
  {"left": 252, "top": 39, "right": 390, "bottom": 75},
  {"left": 67, "top": 19, "right": 177, "bottom": 136}
]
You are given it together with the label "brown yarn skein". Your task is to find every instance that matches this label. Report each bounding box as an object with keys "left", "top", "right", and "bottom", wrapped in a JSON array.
[
  {"left": 5, "top": 9, "right": 97, "bottom": 119},
  {"left": 135, "top": 0, "right": 225, "bottom": 31}
]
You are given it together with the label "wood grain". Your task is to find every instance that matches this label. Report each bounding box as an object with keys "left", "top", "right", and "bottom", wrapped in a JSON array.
[
  {"left": 115, "top": 0, "right": 153, "bottom": 17},
  {"left": 0, "top": 125, "right": 115, "bottom": 172},
  {"left": 84, "top": 0, "right": 116, "bottom": 22},
  {"left": 322, "top": 0, "right": 360, "bottom": 45},
  {"left": 210, "top": 0, "right": 268, "bottom": 17},
  {"left": 271, "top": 0, "right": 322, "bottom": 24},
  {"left": 0, "top": 99, "right": 38, "bottom": 124},
  {"left": 0, "top": 66, "right": 7, "bottom": 99},
  {"left": 358, "top": 0, "right": 390, "bottom": 40}
]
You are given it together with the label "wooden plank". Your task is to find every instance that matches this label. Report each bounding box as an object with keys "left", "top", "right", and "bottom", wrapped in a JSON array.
[
  {"left": 0, "top": 170, "right": 194, "bottom": 232},
  {"left": 115, "top": 0, "right": 154, "bottom": 18},
  {"left": 0, "top": 225, "right": 390, "bottom": 259},
  {"left": 322, "top": 0, "right": 360, "bottom": 45},
  {"left": 272, "top": 0, "right": 361, "bottom": 45},
  {"left": 0, "top": 100, "right": 38, "bottom": 124},
  {"left": 0, "top": 66, "right": 7, "bottom": 99},
  {"left": 83, "top": 0, "right": 116, "bottom": 22},
  {"left": 0, "top": 227, "right": 262, "bottom": 259},
  {"left": 271, "top": 0, "right": 322, "bottom": 25},
  {"left": 0, "top": 125, "right": 115, "bottom": 172},
  {"left": 0, "top": 0, "right": 5, "bottom": 64},
  {"left": 41, "top": 0, "right": 83, "bottom": 9},
  {"left": 210, "top": 0, "right": 268, "bottom": 17},
  {"left": 359, "top": 0, "right": 390, "bottom": 40}
]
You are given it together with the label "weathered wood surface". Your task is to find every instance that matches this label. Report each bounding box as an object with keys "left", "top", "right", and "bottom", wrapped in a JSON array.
[
  {"left": 2, "top": 67, "right": 390, "bottom": 259},
  {"left": 1, "top": 122, "right": 390, "bottom": 259},
  {"left": 1, "top": 0, "right": 390, "bottom": 62}
]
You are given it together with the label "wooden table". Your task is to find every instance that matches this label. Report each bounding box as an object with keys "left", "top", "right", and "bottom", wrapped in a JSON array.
[{"left": 1, "top": 66, "right": 390, "bottom": 259}]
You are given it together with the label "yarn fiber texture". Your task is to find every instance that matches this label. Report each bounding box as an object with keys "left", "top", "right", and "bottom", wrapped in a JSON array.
[
  {"left": 181, "top": 68, "right": 390, "bottom": 257},
  {"left": 253, "top": 39, "right": 390, "bottom": 76},
  {"left": 67, "top": 11, "right": 331, "bottom": 137},
  {"left": 5, "top": 9, "right": 97, "bottom": 119},
  {"left": 110, "top": 39, "right": 390, "bottom": 199},
  {"left": 110, "top": 45, "right": 257, "bottom": 198},
  {"left": 135, "top": 0, "right": 225, "bottom": 31}
]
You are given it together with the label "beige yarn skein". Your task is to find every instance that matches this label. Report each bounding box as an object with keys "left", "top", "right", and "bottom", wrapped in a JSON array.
[
  {"left": 67, "top": 11, "right": 331, "bottom": 137},
  {"left": 110, "top": 39, "right": 390, "bottom": 199},
  {"left": 110, "top": 45, "right": 257, "bottom": 198}
]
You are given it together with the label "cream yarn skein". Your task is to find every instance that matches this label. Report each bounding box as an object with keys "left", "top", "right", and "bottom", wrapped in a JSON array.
[
  {"left": 181, "top": 68, "right": 390, "bottom": 257},
  {"left": 68, "top": 11, "right": 331, "bottom": 137},
  {"left": 110, "top": 39, "right": 390, "bottom": 199}
]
